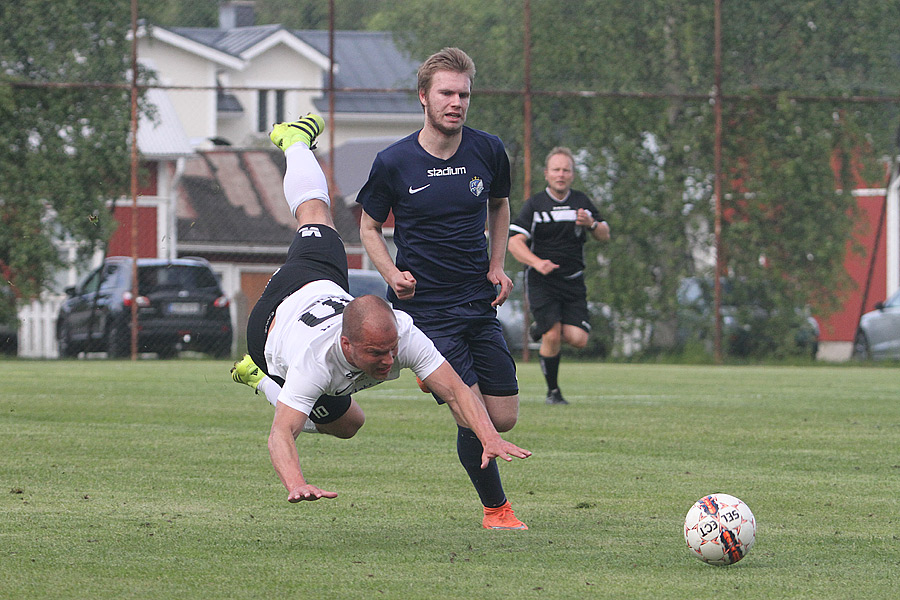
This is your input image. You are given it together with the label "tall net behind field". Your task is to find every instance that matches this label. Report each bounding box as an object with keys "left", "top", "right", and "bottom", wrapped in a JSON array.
[{"left": 3, "top": 0, "right": 898, "bottom": 360}]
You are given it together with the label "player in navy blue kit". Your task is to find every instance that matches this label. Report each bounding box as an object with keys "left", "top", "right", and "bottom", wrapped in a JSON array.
[
  {"left": 508, "top": 147, "right": 610, "bottom": 405},
  {"left": 230, "top": 114, "right": 530, "bottom": 505},
  {"left": 357, "top": 48, "right": 527, "bottom": 530}
]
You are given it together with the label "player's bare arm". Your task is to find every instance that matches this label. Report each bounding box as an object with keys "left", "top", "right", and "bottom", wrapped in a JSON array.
[
  {"left": 359, "top": 212, "right": 417, "bottom": 299},
  {"left": 423, "top": 361, "right": 531, "bottom": 468},
  {"left": 268, "top": 402, "right": 338, "bottom": 502},
  {"left": 508, "top": 233, "right": 560, "bottom": 275},
  {"left": 487, "top": 196, "right": 513, "bottom": 306}
]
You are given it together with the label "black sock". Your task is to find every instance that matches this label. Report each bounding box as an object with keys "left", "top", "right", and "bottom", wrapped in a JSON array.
[
  {"left": 456, "top": 426, "right": 506, "bottom": 508},
  {"left": 540, "top": 353, "right": 561, "bottom": 392}
]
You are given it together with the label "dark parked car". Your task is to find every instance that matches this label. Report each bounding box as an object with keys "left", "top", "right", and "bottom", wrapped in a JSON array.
[
  {"left": 495, "top": 272, "right": 613, "bottom": 356},
  {"left": 57, "top": 257, "right": 233, "bottom": 358},
  {"left": 0, "top": 286, "right": 17, "bottom": 356},
  {"left": 0, "top": 318, "right": 16, "bottom": 356},
  {"left": 853, "top": 288, "right": 900, "bottom": 360},
  {"left": 675, "top": 277, "right": 820, "bottom": 358}
]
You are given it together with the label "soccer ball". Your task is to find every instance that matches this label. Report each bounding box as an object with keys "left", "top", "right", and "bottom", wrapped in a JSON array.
[{"left": 684, "top": 493, "right": 756, "bottom": 565}]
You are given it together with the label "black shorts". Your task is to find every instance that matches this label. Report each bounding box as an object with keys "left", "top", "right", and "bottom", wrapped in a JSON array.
[
  {"left": 246, "top": 224, "right": 351, "bottom": 424},
  {"left": 526, "top": 269, "right": 591, "bottom": 339}
]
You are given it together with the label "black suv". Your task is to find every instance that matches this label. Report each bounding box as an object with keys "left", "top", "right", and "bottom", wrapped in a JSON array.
[{"left": 57, "top": 257, "right": 233, "bottom": 358}]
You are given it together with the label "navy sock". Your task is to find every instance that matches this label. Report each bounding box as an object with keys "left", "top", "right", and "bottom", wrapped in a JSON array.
[
  {"left": 540, "top": 353, "right": 561, "bottom": 392},
  {"left": 456, "top": 426, "right": 506, "bottom": 508}
]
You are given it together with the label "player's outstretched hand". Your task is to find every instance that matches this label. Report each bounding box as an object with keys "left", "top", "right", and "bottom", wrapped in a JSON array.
[
  {"left": 390, "top": 271, "right": 417, "bottom": 300},
  {"left": 287, "top": 483, "right": 338, "bottom": 502},
  {"left": 481, "top": 439, "right": 532, "bottom": 468}
]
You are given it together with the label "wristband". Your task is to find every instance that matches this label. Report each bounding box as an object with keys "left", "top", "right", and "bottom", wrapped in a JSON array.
[{"left": 590, "top": 221, "right": 599, "bottom": 231}]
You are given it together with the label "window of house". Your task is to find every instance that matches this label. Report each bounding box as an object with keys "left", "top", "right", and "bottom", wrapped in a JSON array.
[{"left": 257, "top": 90, "right": 286, "bottom": 132}]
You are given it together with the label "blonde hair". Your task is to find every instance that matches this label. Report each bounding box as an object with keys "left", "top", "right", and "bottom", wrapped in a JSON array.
[
  {"left": 417, "top": 47, "right": 476, "bottom": 96},
  {"left": 545, "top": 146, "right": 575, "bottom": 169}
]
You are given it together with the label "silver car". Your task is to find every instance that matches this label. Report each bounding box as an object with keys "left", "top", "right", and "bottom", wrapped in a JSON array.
[
  {"left": 348, "top": 268, "right": 534, "bottom": 353},
  {"left": 853, "top": 288, "right": 900, "bottom": 360},
  {"left": 347, "top": 269, "right": 389, "bottom": 299}
]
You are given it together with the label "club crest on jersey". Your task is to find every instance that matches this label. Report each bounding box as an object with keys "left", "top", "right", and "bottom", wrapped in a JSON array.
[{"left": 469, "top": 176, "right": 484, "bottom": 197}]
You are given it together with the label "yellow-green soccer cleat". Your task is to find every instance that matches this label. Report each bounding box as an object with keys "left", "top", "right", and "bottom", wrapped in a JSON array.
[
  {"left": 269, "top": 113, "right": 325, "bottom": 151},
  {"left": 231, "top": 354, "right": 265, "bottom": 391}
]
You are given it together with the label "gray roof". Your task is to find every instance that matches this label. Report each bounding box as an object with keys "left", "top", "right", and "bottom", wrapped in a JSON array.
[
  {"left": 332, "top": 136, "right": 404, "bottom": 202},
  {"left": 165, "top": 25, "right": 421, "bottom": 115},
  {"left": 176, "top": 149, "right": 361, "bottom": 253},
  {"left": 169, "top": 24, "right": 284, "bottom": 57},
  {"left": 293, "top": 30, "right": 420, "bottom": 114}
]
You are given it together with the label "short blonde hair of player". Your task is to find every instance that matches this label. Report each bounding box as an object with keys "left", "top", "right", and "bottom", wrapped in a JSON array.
[{"left": 417, "top": 47, "right": 476, "bottom": 97}]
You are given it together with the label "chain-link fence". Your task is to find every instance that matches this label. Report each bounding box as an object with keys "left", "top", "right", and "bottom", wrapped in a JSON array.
[{"left": 3, "top": 0, "right": 899, "bottom": 361}]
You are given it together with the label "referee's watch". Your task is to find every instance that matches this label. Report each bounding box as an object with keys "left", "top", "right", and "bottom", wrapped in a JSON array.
[{"left": 589, "top": 220, "right": 599, "bottom": 231}]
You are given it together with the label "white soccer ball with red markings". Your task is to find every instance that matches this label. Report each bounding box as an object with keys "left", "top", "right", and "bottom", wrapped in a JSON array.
[{"left": 684, "top": 493, "right": 756, "bottom": 565}]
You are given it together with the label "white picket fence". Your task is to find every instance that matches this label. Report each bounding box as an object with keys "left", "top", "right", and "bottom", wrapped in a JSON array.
[{"left": 16, "top": 295, "right": 64, "bottom": 359}]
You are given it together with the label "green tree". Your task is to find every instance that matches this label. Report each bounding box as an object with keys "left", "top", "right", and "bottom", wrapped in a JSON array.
[
  {"left": 256, "top": 0, "right": 383, "bottom": 30},
  {"left": 138, "top": 0, "right": 381, "bottom": 30},
  {"left": 368, "top": 0, "right": 900, "bottom": 358},
  {"left": 0, "top": 0, "right": 135, "bottom": 315}
]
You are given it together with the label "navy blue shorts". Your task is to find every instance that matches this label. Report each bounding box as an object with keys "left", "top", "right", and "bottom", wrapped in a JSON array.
[
  {"left": 407, "top": 299, "right": 518, "bottom": 399},
  {"left": 246, "top": 224, "right": 351, "bottom": 424}
]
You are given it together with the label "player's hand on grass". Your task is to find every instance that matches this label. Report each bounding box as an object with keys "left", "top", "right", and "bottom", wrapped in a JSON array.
[
  {"left": 481, "top": 439, "right": 532, "bottom": 468},
  {"left": 390, "top": 271, "right": 417, "bottom": 300},
  {"left": 287, "top": 483, "right": 338, "bottom": 502}
]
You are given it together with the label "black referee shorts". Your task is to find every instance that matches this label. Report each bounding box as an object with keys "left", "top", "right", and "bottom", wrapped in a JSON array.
[{"left": 526, "top": 269, "right": 591, "bottom": 339}]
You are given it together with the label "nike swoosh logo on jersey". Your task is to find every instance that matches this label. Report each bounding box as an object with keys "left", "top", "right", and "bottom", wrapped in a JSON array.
[{"left": 408, "top": 184, "right": 431, "bottom": 194}]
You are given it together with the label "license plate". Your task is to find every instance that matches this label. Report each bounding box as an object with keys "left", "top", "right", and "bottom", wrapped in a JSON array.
[{"left": 167, "top": 302, "right": 201, "bottom": 315}]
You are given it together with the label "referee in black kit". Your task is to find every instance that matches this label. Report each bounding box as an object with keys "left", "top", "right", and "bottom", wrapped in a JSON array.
[{"left": 508, "top": 146, "right": 610, "bottom": 405}]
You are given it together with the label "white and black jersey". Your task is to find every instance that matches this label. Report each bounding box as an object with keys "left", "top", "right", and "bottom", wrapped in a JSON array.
[
  {"left": 264, "top": 280, "right": 446, "bottom": 416},
  {"left": 510, "top": 189, "right": 604, "bottom": 279}
]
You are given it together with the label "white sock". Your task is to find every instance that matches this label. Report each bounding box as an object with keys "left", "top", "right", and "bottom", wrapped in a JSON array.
[
  {"left": 283, "top": 144, "right": 330, "bottom": 217},
  {"left": 256, "top": 377, "right": 280, "bottom": 407}
]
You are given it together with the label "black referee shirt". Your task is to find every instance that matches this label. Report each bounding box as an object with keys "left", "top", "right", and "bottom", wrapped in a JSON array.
[{"left": 510, "top": 189, "right": 603, "bottom": 278}]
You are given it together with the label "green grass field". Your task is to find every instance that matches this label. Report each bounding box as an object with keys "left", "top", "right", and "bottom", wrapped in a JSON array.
[{"left": 2, "top": 359, "right": 898, "bottom": 599}]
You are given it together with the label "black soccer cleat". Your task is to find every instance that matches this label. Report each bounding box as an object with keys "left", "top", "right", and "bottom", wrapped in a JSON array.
[{"left": 545, "top": 388, "right": 569, "bottom": 405}]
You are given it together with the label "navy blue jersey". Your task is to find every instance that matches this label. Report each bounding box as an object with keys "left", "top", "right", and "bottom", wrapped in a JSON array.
[
  {"left": 510, "top": 189, "right": 603, "bottom": 278},
  {"left": 357, "top": 126, "right": 512, "bottom": 311}
]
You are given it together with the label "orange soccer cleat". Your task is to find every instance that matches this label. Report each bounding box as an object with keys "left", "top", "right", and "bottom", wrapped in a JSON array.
[{"left": 482, "top": 501, "right": 528, "bottom": 530}]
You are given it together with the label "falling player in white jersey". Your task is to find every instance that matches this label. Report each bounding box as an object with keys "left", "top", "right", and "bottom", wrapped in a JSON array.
[{"left": 231, "top": 114, "right": 530, "bottom": 508}]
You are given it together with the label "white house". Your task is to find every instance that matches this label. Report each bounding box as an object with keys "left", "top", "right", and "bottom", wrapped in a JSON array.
[
  {"left": 18, "top": 3, "right": 423, "bottom": 358},
  {"left": 136, "top": 2, "right": 422, "bottom": 152}
]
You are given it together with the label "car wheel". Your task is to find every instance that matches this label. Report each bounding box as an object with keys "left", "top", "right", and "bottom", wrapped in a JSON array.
[
  {"left": 107, "top": 323, "right": 129, "bottom": 358},
  {"left": 57, "top": 323, "right": 79, "bottom": 358},
  {"left": 156, "top": 346, "right": 178, "bottom": 359},
  {"left": 851, "top": 330, "right": 871, "bottom": 360},
  {"left": 206, "top": 342, "right": 231, "bottom": 359}
]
